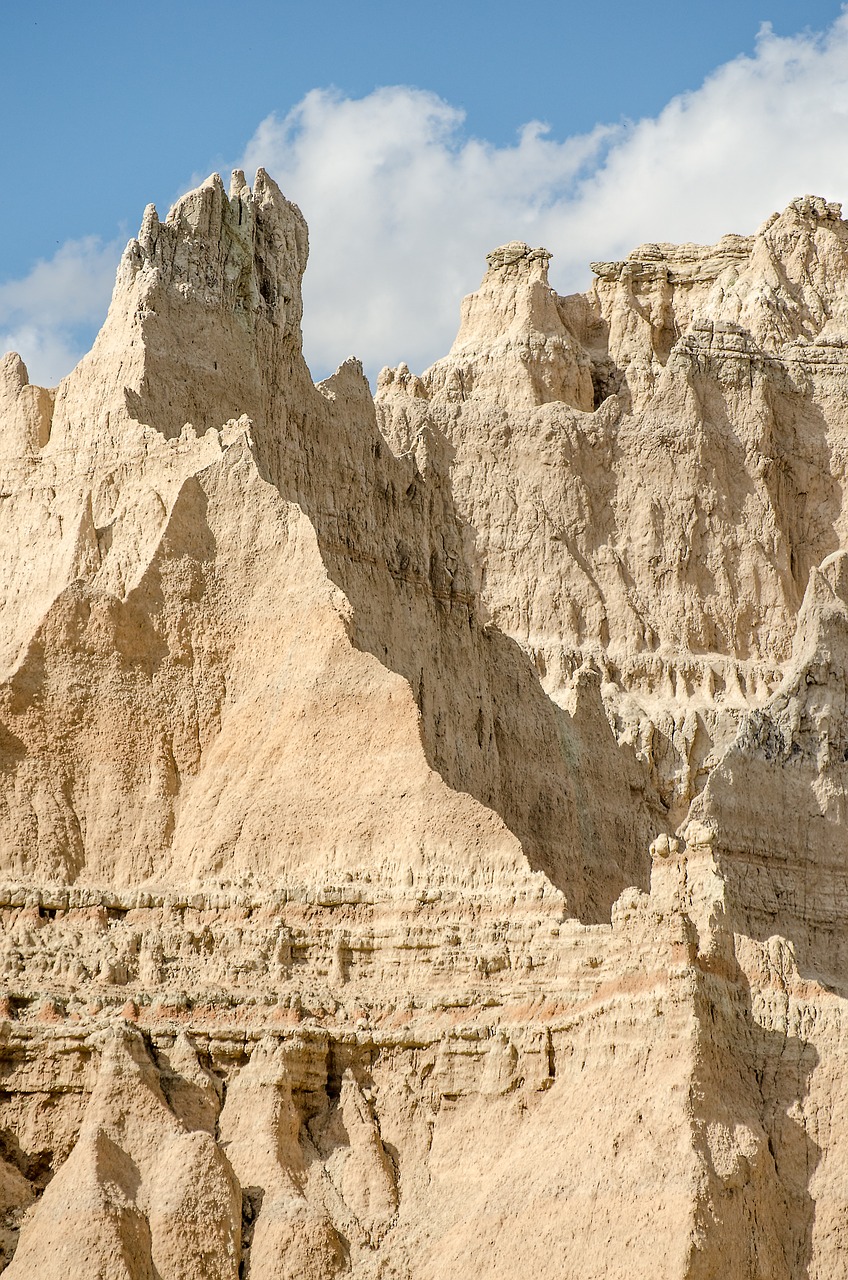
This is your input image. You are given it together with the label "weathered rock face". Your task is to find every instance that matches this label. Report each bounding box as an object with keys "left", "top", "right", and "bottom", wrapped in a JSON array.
[{"left": 0, "top": 174, "right": 847, "bottom": 1277}]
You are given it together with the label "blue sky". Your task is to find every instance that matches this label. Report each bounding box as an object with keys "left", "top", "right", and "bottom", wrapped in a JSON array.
[{"left": 3, "top": 1, "right": 848, "bottom": 384}]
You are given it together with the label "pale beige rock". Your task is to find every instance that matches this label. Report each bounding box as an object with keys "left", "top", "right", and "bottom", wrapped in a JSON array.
[
  {"left": 424, "top": 241, "right": 595, "bottom": 410},
  {"left": 6, "top": 1029, "right": 240, "bottom": 1279},
  {"left": 1, "top": 173, "right": 848, "bottom": 1277},
  {"left": 218, "top": 1038, "right": 344, "bottom": 1279}
]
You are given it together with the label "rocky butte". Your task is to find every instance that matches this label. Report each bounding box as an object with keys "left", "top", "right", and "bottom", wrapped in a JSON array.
[{"left": 0, "top": 170, "right": 845, "bottom": 1277}]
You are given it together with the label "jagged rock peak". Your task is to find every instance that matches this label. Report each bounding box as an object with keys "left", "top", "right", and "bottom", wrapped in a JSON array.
[
  {"left": 127, "top": 166, "right": 309, "bottom": 336},
  {"left": 49, "top": 168, "right": 311, "bottom": 448},
  {"left": 388, "top": 194, "right": 848, "bottom": 419},
  {"left": 402, "top": 238, "right": 594, "bottom": 411},
  {"left": 484, "top": 241, "right": 553, "bottom": 275},
  {"left": 785, "top": 192, "right": 843, "bottom": 222}
]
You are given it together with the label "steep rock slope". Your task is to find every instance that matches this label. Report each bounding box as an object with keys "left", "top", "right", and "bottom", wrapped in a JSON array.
[{"left": 0, "top": 175, "right": 846, "bottom": 1276}]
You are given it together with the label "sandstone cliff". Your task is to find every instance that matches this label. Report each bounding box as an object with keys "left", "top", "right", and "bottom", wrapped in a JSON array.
[{"left": 0, "top": 172, "right": 846, "bottom": 1277}]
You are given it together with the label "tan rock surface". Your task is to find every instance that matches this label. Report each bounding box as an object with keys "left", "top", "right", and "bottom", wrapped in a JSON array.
[{"left": 0, "top": 173, "right": 847, "bottom": 1275}]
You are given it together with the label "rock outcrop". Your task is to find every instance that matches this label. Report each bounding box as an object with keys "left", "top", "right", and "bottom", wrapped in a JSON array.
[{"left": 1, "top": 173, "right": 847, "bottom": 1276}]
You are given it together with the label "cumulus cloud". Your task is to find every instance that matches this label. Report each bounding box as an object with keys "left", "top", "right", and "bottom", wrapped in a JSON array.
[
  {"left": 241, "top": 93, "right": 613, "bottom": 380},
  {"left": 0, "top": 237, "right": 120, "bottom": 387},
  {"left": 240, "top": 14, "right": 848, "bottom": 380},
  {"left": 5, "top": 14, "right": 848, "bottom": 388}
]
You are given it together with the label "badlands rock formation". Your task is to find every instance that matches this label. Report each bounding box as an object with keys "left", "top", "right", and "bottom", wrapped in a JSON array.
[{"left": 0, "top": 172, "right": 846, "bottom": 1276}]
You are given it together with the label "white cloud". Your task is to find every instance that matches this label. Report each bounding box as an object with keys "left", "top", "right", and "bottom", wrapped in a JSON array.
[
  {"left": 239, "top": 14, "right": 848, "bottom": 381},
  {"left": 0, "top": 237, "right": 120, "bottom": 386},
  {"left": 240, "top": 89, "right": 614, "bottom": 380},
  {"left": 5, "top": 14, "right": 848, "bottom": 389}
]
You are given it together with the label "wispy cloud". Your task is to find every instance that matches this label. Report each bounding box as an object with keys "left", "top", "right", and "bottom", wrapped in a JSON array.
[
  {"left": 5, "top": 14, "right": 848, "bottom": 388},
  {"left": 0, "top": 237, "right": 120, "bottom": 386}
]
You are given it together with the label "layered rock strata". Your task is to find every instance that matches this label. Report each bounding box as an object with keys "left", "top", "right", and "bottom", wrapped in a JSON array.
[{"left": 0, "top": 174, "right": 846, "bottom": 1276}]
